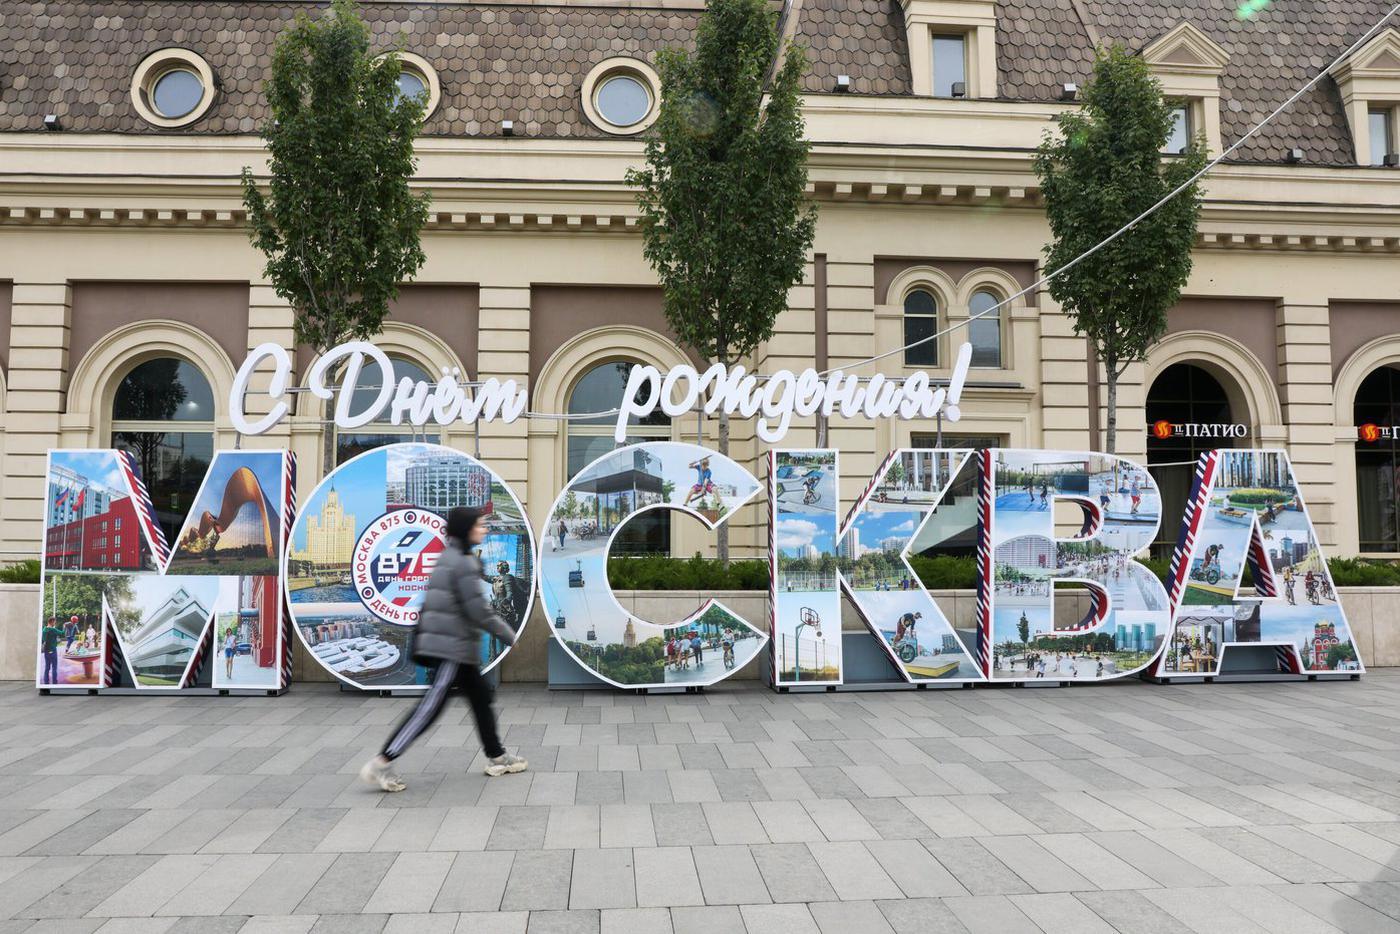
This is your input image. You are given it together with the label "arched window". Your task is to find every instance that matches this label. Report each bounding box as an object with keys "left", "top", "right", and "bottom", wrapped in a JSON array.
[
  {"left": 567, "top": 360, "right": 671, "bottom": 553},
  {"left": 335, "top": 356, "right": 439, "bottom": 464},
  {"left": 903, "top": 288, "right": 939, "bottom": 367},
  {"left": 110, "top": 357, "right": 216, "bottom": 544},
  {"left": 1145, "top": 362, "right": 1234, "bottom": 558},
  {"left": 968, "top": 289, "right": 1002, "bottom": 367},
  {"left": 1355, "top": 364, "right": 1400, "bottom": 552}
]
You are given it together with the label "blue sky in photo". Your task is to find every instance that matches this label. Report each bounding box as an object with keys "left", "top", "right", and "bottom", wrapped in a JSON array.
[
  {"left": 294, "top": 450, "right": 388, "bottom": 551},
  {"left": 776, "top": 516, "right": 835, "bottom": 557},
  {"left": 187, "top": 452, "right": 282, "bottom": 518},
  {"left": 852, "top": 510, "right": 922, "bottom": 547},
  {"left": 51, "top": 451, "right": 125, "bottom": 494}
]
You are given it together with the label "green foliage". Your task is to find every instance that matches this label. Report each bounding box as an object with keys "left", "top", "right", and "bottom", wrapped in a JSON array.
[
  {"left": 40, "top": 573, "right": 133, "bottom": 623},
  {"left": 1033, "top": 46, "right": 1207, "bottom": 452},
  {"left": 907, "top": 554, "right": 979, "bottom": 590},
  {"left": 1138, "top": 556, "right": 1172, "bottom": 582},
  {"left": 607, "top": 552, "right": 1400, "bottom": 593},
  {"left": 1327, "top": 557, "right": 1400, "bottom": 587},
  {"left": 242, "top": 0, "right": 429, "bottom": 359},
  {"left": 570, "top": 637, "right": 667, "bottom": 685},
  {"left": 1225, "top": 488, "right": 1290, "bottom": 506},
  {"left": 629, "top": 0, "right": 817, "bottom": 368},
  {"left": 609, "top": 553, "right": 768, "bottom": 591},
  {"left": 1326, "top": 640, "right": 1358, "bottom": 669},
  {"left": 0, "top": 560, "right": 40, "bottom": 584}
]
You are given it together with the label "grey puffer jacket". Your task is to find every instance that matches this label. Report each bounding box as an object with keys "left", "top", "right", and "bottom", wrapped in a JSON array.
[{"left": 413, "top": 543, "right": 516, "bottom": 665}]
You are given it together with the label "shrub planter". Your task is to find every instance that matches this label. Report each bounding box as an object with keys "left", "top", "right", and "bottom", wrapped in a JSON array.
[{"left": 2, "top": 584, "right": 1397, "bottom": 682}]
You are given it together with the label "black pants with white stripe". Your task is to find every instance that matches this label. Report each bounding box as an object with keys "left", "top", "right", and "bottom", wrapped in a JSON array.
[{"left": 381, "top": 660, "right": 505, "bottom": 761}]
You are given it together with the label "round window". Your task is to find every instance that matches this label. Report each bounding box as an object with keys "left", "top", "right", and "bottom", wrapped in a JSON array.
[
  {"left": 595, "top": 73, "right": 652, "bottom": 127},
  {"left": 396, "top": 70, "right": 427, "bottom": 105},
  {"left": 151, "top": 68, "right": 205, "bottom": 119}
]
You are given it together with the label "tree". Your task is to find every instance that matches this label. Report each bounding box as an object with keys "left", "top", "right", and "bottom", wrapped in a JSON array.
[
  {"left": 242, "top": 0, "right": 431, "bottom": 476},
  {"left": 1033, "top": 46, "right": 1207, "bottom": 453},
  {"left": 628, "top": 0, "right": 817, "bottom": 561},
  {"left": 43, "top": 573, "right": 134, "bottom": 625},
  {"left": 1017, "top": 611, "right": 1030, "bottom": 647}
]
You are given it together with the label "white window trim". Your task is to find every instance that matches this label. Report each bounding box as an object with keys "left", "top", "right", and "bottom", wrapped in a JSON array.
[
  {"left": 581, "top": 57, "right": 661, "bottom": 136},
  {"left": 899, "top": 0, "right": 997, "bottom": 99},
  {"left": 1141, "top": 22, "right": 1230, "bottom": 156},
  {"left": 378, "top": 51, "right": 443, "bottom": 118},
  {"left": 131, "top": 48, "right": 218, "bottom": 128},
  {"left": 879, "top": 266, "right": 957, "bottom": 371},
  {"left": 1334, "top": 28, "right": 1400, "bottom": 167}
]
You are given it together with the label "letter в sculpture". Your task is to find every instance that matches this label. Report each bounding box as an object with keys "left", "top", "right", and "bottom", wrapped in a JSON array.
[{"left": 983, "top": 450, "right": 1172, "bottom": 681}]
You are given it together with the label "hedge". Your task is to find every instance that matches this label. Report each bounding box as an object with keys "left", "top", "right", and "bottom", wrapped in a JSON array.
[
  {"left": 0, "top": 560, "right": 39, "bottom": 584},
  {"left": 607, "top": 553, "right": 1400, "bottom": 590}
]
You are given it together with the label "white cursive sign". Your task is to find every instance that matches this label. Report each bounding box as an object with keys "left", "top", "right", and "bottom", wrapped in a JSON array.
[
  {"left": 230, "top": 341, "right": 528, "bottom": 436},
  {"left": 616, "top": 342, "right": 973, "bottom": 443}
]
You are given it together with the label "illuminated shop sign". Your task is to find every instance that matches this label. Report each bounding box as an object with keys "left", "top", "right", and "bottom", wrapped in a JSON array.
[
  {"left": 1358, "top": 423, "right": 1396, "bottom": 442},
  {"left": 1150, "top": 420, "right": 1249, "bottom": 440}
]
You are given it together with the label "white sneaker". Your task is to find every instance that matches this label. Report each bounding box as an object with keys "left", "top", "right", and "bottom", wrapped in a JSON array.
[
  {"left": 484, "top": 753, "right": 528, "bottom": 777},
  {"left": 359, "top": 757, "right": 406, "bottom": 792}
]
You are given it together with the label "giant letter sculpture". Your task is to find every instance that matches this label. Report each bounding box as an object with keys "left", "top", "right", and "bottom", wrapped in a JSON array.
[
  {"left": 539, "top": 442, "right": 766, "bottom": 689},
  {"left": 836, "top": 448, "right": 982, "bottom": 682},
  {"left": 38, "top": 448, "right": 295, "bottom": 691},
  {"left": 770, "top": 449, "right": 843, "bottom": 685},
  {"left": 1160, "top": 449, "right": 1362, "bottom": 678},
  {"left": 284, "top": 442, "right": 534, "bottom": 690},
  {"left": 984, "top": 450, "right": 1171, "bottom": 680}
]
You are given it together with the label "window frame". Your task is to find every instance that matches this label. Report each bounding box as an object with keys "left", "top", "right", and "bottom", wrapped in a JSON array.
[
  {"left": 1370, "top": 106, "right": 1398, "bottom": 166},
  {"left": 581, "top": 58, "right": 661, "bottom": 136},
  {"left": 331, "top": 354, "right": 442, "bottom": 466},
  {"left": 966, "top": 287, "right": 1004, "bottom": 369},
  {"left": 930, "top": 32, "right": 968, "bottom": 98},
  {"left": 131, "top": 48, "right": 217, "bottom": 128},
  {"left": 901, "top": 286, "right": 942, "bottom": 368},
  {"left": 1165, "top": 101, "right": 1193, "bottom": 155},
  {"left": 109, "top": 354, "right": 217, "bottom": 545},
  {"left": 565, "top": 358, "right": 674, "bottom": 555},
  {"left": 383, "top": 52, "right": 442, "bottom": 118}
]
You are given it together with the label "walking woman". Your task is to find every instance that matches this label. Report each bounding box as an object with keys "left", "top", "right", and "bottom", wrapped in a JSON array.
[{"left": 360, "top": 506, "right": 527, "bottom": 792}]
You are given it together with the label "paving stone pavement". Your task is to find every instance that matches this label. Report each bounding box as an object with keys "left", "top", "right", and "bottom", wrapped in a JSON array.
[{"left": 3, "top": 671, "right": 1400, "bottom": 933}]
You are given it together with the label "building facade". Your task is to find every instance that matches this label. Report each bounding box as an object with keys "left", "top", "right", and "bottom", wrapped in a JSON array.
[{"left": 2, "top": 0, "right": 1400, "bottom": 585}]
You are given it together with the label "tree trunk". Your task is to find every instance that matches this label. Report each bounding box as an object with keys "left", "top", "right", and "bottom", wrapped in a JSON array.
[
  {"left": 321, "top": 392, "right": 336, "bottom": 480},
  {"left": 716, "top": 407, "right": 730, "bottom": 566},
  {"left": 1105, "top": 369, "right": 1117, "bottom": 455}
]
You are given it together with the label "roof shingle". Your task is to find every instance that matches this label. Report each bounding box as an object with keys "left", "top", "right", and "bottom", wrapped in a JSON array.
[{"left": 0, "top": 0, "right": 1392, "bottom": 165}]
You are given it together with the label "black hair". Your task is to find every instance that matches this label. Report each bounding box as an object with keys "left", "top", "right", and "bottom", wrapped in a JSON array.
[{"left": 446, "top": 506, "right": 484, "bottom": 553}]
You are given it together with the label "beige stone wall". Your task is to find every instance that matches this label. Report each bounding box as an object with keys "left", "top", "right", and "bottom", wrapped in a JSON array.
[{"left": 1, "top": 95, "right": 1400, "bottom": 561}]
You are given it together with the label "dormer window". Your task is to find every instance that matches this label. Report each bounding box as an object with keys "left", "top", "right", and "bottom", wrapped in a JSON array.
[
  {"left": 1141, "top": 23, "right": 1229, "bottom": 155},
  {"left": 932, "top": 34, "right": 967, "bottom": 98},
  {"left": 1335, "top": 29, "right": 1400, "bottom": 168},
  {"left": 899, "top": 0, "right": 996, "bottom": 99},
  {"left": 1166, "top": 103, "right": 1191, "bottom": 154},
  {"left": 1370, "top": 109, "right": 1397, "bottom": 165}
]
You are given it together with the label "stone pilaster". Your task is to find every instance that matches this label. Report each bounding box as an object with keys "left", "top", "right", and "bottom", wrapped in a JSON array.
[
  {"left": 1, "top": 282, "right": 71, "bottom": 558},
  {"left": 477, "top": 286, "right": 532, "bottom": 509},
  {"left": 1037, "top": 292, "right": 1095, "bottom": 453},
  {"left": 1276, "top": 302, "right": 1338, "bottom": 547},
  {"left": 824, "top": 256, "right": 879, "bottom": 511}
]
